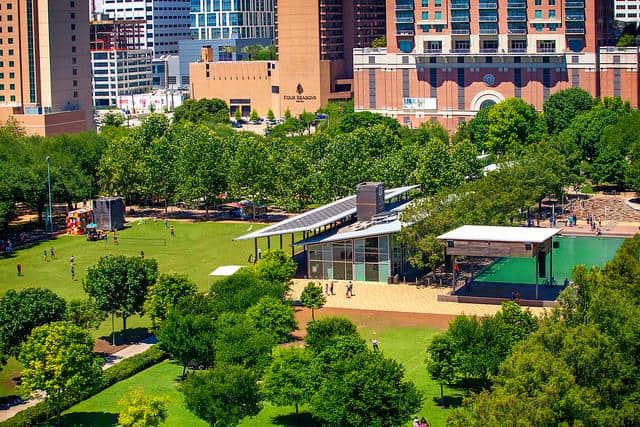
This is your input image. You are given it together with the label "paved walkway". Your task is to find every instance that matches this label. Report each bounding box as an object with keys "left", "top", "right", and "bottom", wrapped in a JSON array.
[
  {"left": 290, "top": 280, "right": 547, "bottom": 317},
  {"left": 0, "top": 336, "right": 158, "bottom": 422}
]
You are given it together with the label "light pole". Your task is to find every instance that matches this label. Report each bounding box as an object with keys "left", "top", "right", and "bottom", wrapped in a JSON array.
[{"left": 46, "top": 156, "right": 53, "bottom": 233}]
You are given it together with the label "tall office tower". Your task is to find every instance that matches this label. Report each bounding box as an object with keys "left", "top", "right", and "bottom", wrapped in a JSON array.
[
  {"left": 189, "top": 0, "right": 386, "bottom": 117},
  {"left": 0, "top": 0, "right": 93, "bottom": 136},
  {"left": 615, "top": 0, "right": 640, "bottom": 25},
  {"left": 90, "top": 19, "right": 153, "bottom": 107},
  {"left": 189, "top": 0, "right": 275, "bottom": 40},
  {"left": 92, "top": 0, "right": 191, "bottom": 56},
  {"left": 353, "top": 0, "right": 626, "bottom": 131}
]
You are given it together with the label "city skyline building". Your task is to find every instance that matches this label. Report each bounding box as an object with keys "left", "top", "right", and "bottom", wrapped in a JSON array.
[
  {"left": 189, "top": 0, "right": 386, "bottom": 117},
  {"left": 0, "top": 0, "right": 93, "bottom": 136},
  {"left": 90, "top": 18, "right": 153, "bottom": 108},
  {"left": 352, "top": 0, "right": 629, "bottom": 131},
  {"left": 615, "top": 0, "right": 640, "bottom": 24},
  {"left": 189, "top": 0, "right": 275, "bottom": 40},
  {"left": 91, "top": 0, "right": 191, "bottom": 56}
]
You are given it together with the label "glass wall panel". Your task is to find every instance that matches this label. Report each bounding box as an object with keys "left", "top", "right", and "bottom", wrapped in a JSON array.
[
  {"left": 378, "top": 261, "right": 390, "bottom": 282},
  {"left": 354, "top": 263, "right": 365, "bottom": 281},
  {"left": 309, "top": 261, "right": 322, "bottom": 279},
  {"left": 365, "top": 263, "right": 379, "bottom": 281},
  {"left": 379, "top": 235, "right": 389, "bottom": 261}
]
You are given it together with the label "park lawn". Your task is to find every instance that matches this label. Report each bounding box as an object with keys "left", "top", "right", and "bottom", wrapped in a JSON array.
[
  {"left": 0, "top": 220, "right": 303, "bottom": 398},
  {"left": 61, "top": 327, "right": 460, "bottom": 427}
]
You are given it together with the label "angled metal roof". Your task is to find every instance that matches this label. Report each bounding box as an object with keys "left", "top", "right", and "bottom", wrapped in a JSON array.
[{"left": 235, "top": 185, "right": 418, "bottom": 240}]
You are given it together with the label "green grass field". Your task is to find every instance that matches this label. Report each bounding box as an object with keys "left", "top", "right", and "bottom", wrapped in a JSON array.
[
  {"left": 61, "top": 326, "right": 459, "bottom": 427},
  {"left": 0, "top": 220, "right": 290, "bottom": 398}
]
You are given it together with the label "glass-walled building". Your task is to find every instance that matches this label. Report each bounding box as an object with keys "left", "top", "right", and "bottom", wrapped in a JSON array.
[
  {"left": 308, "top": 234, "right": 407, "bottom": 282},
  {"left": 190, "top": 0, "right": 275, "bottom": 40}
]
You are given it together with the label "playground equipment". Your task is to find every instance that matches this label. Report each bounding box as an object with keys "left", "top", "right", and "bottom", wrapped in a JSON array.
[{"left": 66, "top": 208, "right": 94, "bottom": 235}]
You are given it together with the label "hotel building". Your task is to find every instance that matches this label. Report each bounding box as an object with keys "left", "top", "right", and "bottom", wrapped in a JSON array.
[
  {"left": 0, "top": 0, "right": 93, "bottom": 136},
  {"left": 189, "top": 0, "right": 386, "bottom": 117},
  {"left": 352, "top": 0, "right": 632, "bottom": 131}
]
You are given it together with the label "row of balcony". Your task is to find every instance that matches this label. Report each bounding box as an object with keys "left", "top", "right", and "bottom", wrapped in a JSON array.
[
  {"left": 396, "top": 0, "right": 584, "bottom": 12},
  {"left": 421, "top": 47, "right": 557, "bottom": 54}
]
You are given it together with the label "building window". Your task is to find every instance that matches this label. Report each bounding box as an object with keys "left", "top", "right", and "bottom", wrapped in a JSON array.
[
  {"left": 72, "top": 68, "right": 77, "bottom": 75},
  {"left": 10, "top": 95, "right": 15, "bottom": 102},
  {"left": 535, "top": 0, "right": 541, "bottom": 4},
  {"left": 71, "top": 24, "right": 75, "bottom": 30},
  {"left": 73, "top": 91, "right": 78, "bottom": 98},
  {"left": 549, "top": 10, "right": 556, "bottom": 18},
  {"left": 549, "top": 0, "right": 555, "bottom": 4},
  {"left": 0, "top": 96, "right": 4, "bottom": 102},
  {"left": 435, "top": 11, "right": 442, "bottom": 19},
  {"left": 434, "top": 0, "right": 441, "bottom": 6},
  {"left": 422, "top": 11, "right": 428, "bottom": 19},
  {"left": 534, "top": 10, "right": 542, "bottom": 19},
  {"left": 9, "top": 83, "right": 14, "bottom": 90},
  {"left": 422, "top": 0, "right": 428, "bottom": 5}
]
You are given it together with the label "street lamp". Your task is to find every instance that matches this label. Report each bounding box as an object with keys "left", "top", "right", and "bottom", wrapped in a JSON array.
[{"left": 46, "top": 156, "right": 52, "bottom": 233}]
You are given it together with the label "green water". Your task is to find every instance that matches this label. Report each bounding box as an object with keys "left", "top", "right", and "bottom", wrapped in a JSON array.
[{"left": 475, "top": 236, "right": 625, "bottom": 285}]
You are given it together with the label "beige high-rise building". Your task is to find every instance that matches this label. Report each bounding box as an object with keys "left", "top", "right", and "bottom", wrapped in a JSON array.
[{"left": 0, "top": 0, "right": 93, "bottom": 136}]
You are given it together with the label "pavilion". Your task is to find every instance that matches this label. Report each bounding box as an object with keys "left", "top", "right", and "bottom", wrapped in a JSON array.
[
  {"left": 437, "top": 225, "right": 561, "bottom": 305},
  {"left": 236, "top": 183, "right": 419, "bottom": 282}
]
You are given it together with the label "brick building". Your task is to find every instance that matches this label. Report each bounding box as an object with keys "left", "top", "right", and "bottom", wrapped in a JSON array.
[
  {"left": 0, "top": 0, "right": 93, "bottom": 136},
  {"left": 353, "top": 0, "right": 633, "bottom": 131}
]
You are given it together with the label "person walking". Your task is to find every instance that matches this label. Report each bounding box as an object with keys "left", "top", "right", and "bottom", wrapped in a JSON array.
[
  {"left": 71, "top": 264, "right": 75, "bottom": 281},
  {"left": 140, "top": 250, "right": 145, "bottom": 259},
  {"left": 372, "top": 338, "right": 380, "bottom": 352},
  {"left": 348, "top": 280, "right": 354, "bottom": 297},
  {"left": 43, "top": 250, "right": 48, "bottom": 262},
  {"left": 170, "top": 226, "right": 175, "bottom": 238},
  {"left": 420, "top": 416, "right": 429, "bottom": 427},
  {"left": 413, "top": 417, "right": 420, "bottom": 427},
  {"left": 345, "top": 283, "right": 350, "bottom": 298},
  {"left": 16, "top": 263, "right": 22, "bottom": 276},
  {"left": 325, "top": 283, "right": 329, "bottom": 295},
  {"left": 330, "top": 281, "right": 335, "bottom": 295},
  {"left": 50, "top": 247, "right": 55, "bottom": 259}
]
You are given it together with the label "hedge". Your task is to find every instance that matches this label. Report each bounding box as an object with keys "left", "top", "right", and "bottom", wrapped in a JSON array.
[{"left": 1, "top": 345, "right": 167, "bottom": 427}]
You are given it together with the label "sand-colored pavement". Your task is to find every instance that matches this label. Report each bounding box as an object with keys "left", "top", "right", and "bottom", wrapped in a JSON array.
[{"left": 290, "top": 279, "right": 547, "bottom": 317}]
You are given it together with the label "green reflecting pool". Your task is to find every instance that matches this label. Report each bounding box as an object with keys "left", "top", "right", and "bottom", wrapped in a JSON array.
[{"left": 474, "top": 236, "right": 625, "bottom": 285}]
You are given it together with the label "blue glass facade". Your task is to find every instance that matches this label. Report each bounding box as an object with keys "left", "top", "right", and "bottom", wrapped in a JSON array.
[{"left": 189, "top": 0, "right": 274, "bottom": 40}]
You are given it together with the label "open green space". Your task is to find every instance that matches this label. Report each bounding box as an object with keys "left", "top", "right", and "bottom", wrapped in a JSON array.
[
  {"left": 0, "top": 221, "right": 303, "bottom": 398},
  {"left": 61, "top": 326, "right": 457, "bottom": 427},
  {"left": 475, "top": 236, "right": 624, "bottom": 285}
]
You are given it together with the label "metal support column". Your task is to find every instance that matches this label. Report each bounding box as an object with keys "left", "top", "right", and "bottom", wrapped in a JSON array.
[
  {"left": 254, "top": 238, "right": 258, "bottom": 264},
  {"left": 267, "top": 236, "right": 271, "bottom": 250},
  {"left": 279, "top": 234, "right": 283, "bottom": 250},
  {"left": 291, "top": 233, "right": 295, "bottom": 257}
]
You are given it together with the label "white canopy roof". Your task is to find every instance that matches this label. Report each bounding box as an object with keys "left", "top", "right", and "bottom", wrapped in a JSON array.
[
  {"left": 209, "top": 265, "right": 244, "bottom": 276},
  {"left": 437, "top": 225, "right": 561, "bottom": 244}
]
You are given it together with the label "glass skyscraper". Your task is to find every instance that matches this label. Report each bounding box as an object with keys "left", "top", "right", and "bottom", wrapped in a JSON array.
[{"left": 190, "top": 0, "right": 274, "bottom": 40}]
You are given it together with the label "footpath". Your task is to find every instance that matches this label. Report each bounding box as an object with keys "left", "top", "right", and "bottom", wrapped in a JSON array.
[{"left": 0, "top": 336, "right": 157, "bottom": 423}]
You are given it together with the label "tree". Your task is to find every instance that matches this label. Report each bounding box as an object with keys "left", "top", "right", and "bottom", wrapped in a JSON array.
[
  {"left": 66, "top": 299, "right": 107, "bottom": 330},
  {"left": 234, "top": 108, "right": 242, "bottom": 122},
  {"left": 173, "top": 98, "right": 229, "bottom": 125},
  {"left": 214, "top": 312, "right": 274, "bottom": 374},
  {"left": 180, "top": 365, "right": 262, "bottom": 426},
  {"left": 337, "top": 111, "right": 400, "bottom": 135},
  {"left": 427, "top": 302, "right": 537, "bottom": 387},
  {"left": 266, "top": 109, "right": 275, "bottom": 121},
  {"left": 19, "top": 321, "right": 102, "bottom": 422},
  {"left": 102, "top": 111, "right": 125, "bottom": 127},
  {"left": 543, "top": 88, "right": 594, "bottom": 135},
  {"left": 156, "top": 297, "right": 216, "bottom": 377},
  {"left": 310, "top": 345, "right": 421, "bottom": 426},
  {"left": 253, "top": 250, "right": 297, "bottom": 288},
  {"left": 485, "top": 98, "right": 542, "bottom": 154},
  {"left": 617, "top": 33, "right": 636, "bottom": 47},
  {"left": 284, "top": 108, "right": 292, "bottom": 120},
  {"left": 300, "top": 282, "right": 326, "bottom": 320},
  {"left": 246, "top": 297, "right": 297, "bottom": 343},
  {"left": 371, "top": 35, "right": 386, "bottom": 48},
  {"left": 174, "top": 123, "right": 227, "bottom": 216},
  {"left": 144, "top": 273, "right": 197, "bottom": 331},
  {"left": 209, "top": 268, "right": 288, "bottom": 314},
  {"left": 0, "top": 288, "right": 67, "bottom": 357},
  {"left": 250, "top": 109, "right": 259, "bottom": 122},
  {"left": 305, "top": 317, "right": 358, "bottom": 353},
  {"left": 263, "top": 347, "right": 312, "bottom": 416},
  {"left": 84, "top": 255, "right": 158, "bottom": 344},
  {"left": 117, "top": 387, "right": 168, "bottom": 427}
]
